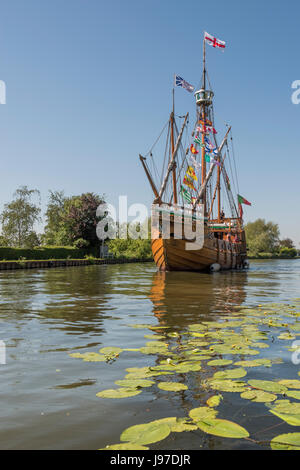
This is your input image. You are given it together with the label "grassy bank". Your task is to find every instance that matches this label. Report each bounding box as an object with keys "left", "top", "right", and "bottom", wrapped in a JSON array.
[
  {"left": 248, "top": 253, "right": 299, "bottom": 260},
  {"left": 0, "top": 246, "right": 98, "bottom": 261}
]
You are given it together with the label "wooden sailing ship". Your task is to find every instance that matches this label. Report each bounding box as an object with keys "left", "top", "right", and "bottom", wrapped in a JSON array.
[{"left": 140, "top": 34, "right": 250, "bottom": 272}]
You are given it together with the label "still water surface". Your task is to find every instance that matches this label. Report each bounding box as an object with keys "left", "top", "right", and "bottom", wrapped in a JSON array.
[{"left": 0, "top": 259, "right": 299, "bottom": 449}]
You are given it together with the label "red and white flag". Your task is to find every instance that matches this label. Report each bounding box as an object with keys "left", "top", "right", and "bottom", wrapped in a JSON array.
[{"left": 204, "top": 32, "right": 226, "bottom": 51}]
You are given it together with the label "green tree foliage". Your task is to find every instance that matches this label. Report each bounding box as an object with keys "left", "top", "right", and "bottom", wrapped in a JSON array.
[
  {"left": 279, "top": 238, "right": 295, "bottom": 249},
  {"left": 42, "top": 191, "right": 67, "bottom": 245},
  {"left": 43, "top": 191, "right": 105, "bottom": 247},
  {"left": 245, "top": 219, "right": 280, "bottom": 256},
  {"left": 0, "top": 186, "right": 41, "bottom": 247},
  {"left": 108, "top": 238, "right": 152, "bottom": 259},
  {"left": 279, "top": 247, "right": 297, "bottom": 258}
]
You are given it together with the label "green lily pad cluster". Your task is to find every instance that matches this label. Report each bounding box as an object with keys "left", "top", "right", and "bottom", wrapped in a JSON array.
[{"left": 68, "top": 299, "right": 300, "bottom": 450}]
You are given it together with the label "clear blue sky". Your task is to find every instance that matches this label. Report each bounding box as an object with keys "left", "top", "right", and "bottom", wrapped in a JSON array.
[{"left": 0, "top": 0, "right": 299, "bottom": 243}]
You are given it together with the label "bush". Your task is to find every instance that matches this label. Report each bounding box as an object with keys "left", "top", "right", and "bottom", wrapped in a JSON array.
[
  {"left": 108, "top": 238, "right": 152, "bottom": 260},
  {"left": 279, "top": 247, "right": 297, "bottom": 258},
  {"left": 73, "top": 238, "right": 90, "bottom": 249},
  {"left": 0, "top": 245, "right": 98, "bottom": 261}
]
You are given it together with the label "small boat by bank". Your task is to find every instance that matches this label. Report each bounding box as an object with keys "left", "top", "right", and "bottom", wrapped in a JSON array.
[{"left": 140, "top": 32, "right": 251, "bottom": 272}]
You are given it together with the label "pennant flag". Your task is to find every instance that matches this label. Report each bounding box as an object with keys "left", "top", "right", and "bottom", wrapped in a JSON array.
[
  {"left": 187, "top": 165, "right": 198, "bottom": 181},
  {"left": 190, "top": 144, "right": 199, "bottom": 155},
  {"left": 194, "top": 135, "right": 203, "bottom": 146},
  {"left": 190, "top": 155, "right": 201, "bottom": 171},
  {"left": 205, "top": 153, "right": 211, "bottom": 163},
  {"left": 183, "top": 175, "right": 196, "bottom": 191},
  {"left": 174, "top": 75, "right": 194, "bottom": 93},
  {"left": 197, "top": 125, "right": 209, "bottom": 134},
  {"left": 237, "top": 194, "right": 252, "bottom": 206},
  {"left": 204, "top": 32, "right": 226, "bottom": 51},
  {"left": 238, "top": 203, "right": 243, "bottom": 219},
  {"left": 180, "top": 186, "right": 192, "bottom": 204}
]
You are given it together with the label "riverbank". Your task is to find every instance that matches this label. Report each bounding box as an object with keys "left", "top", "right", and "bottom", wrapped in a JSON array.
[{"left": 0, "top": 257, "right": 153, "bottom": 270}]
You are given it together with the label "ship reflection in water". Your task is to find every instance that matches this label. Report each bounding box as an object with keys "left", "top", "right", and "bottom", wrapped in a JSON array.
[{"left": 149, "top": 269, "right": 248, "bottom": 328}]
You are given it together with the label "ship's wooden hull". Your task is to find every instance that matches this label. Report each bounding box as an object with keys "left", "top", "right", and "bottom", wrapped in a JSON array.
[{"left": 152, "top": 231, "right": 247, "bottom": 272}]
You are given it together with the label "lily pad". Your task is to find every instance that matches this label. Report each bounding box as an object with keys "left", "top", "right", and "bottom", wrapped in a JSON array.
[
  {"left": 278, "top": 379, "right": 300, "bottom": 389},
  {"left": 213, "top": 368, "right": 247, "bottom": 380},
  {"left": 206, "top": 395, "right": 222, "bottom": 407},
  {"left": 96, "top": 388, "right": 142, "bottom": 399},
  {"left": 248, "top": 380, "right": 288, "bottom": 394},
  {"left": 234, "top": 359, "right": 271, "bottom": 368},
  {"left": 240, "top": 389, "right": 277, "bottom": 403},
  {"left": 115, "top": 379, "right": 155, "bottom": 388},
  {"left": 120, "top": 421, "right": 171, "bottom": 445},
  {"left": 207, "top": 359, "right": 233, "bottom": 367},
  {"left": 189, "top": 406, "right": 218, "bottom": 422},
  {"left": 69, "top": 352, "right": 106, "bottom": 362},
  {"left": 196, "top": 418, "right": 249, "bottom": 438},
  {"left": 100, "top": 443, "right": 149, "bottom": 450},
  {"left": 271, "top": 433, "right": 300, "bottom": 450},
  {"left": 208, "top": 379, "right": 247, "bottom": 393},
  {"left": 99, "top": 347, "right": 123, "bottom": 355},
  {"left": 286, "top": 390, "right": 300, "bottom": 400},
  {"left": 158, "top": 382, "right": 188, "bottom": 392}
]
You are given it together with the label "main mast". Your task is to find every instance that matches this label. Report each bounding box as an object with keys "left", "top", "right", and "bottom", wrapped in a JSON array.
[{"left": 194, "top": 38, "right": 214, "bottom": 217}]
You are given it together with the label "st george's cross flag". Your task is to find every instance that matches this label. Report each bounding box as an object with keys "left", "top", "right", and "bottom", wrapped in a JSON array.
[
  {"left": 174, "top": 75, "right": 194, "bottom": 93},
  {"left": 204, "top": 32, "right": 226, "bottom": 51}
]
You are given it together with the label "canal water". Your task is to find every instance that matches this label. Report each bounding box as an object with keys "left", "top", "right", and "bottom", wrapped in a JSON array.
[{"left": 0, "top": 259, "right": 299, "bottom": 450}]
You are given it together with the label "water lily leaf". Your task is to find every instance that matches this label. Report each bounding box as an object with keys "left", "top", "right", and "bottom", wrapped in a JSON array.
[
  {"left": 158, "top": 382, "right": 188, "bottom": 392},
  {"left": 208, "top": 379, "right": 247, "bottom": 393},
  {"left": 268, "top": 400, "right": 300, "bottom": 425},
  {"left": 277, "top": 332, "right": 296, "bottom": 340},
  {"left": 145, "top": 341, "right": 168, "bottom": 348},
  {"left": 270, "top": 433, "right": 300, "bottom": 450},
  {"left": 173, "top": 363, "right": 202, "bottom": 373},
  {"left": 120, "top": 421, "right": 170, "bottom": 445},
  {"left": 99, "top": 347, "right": 123, "bottom": 355},
  {"left": 189, "top": 406, "right": 218, "bottom": 421},
  {"left": 206, "top": 395, "right": 222, "bottom": 407},
  {"left": 155, "top": 417, "right": 197, "bottom": 432},
  {"left": 115, "top": 379, "right": 155, "bottom": 388},
  {"left": 100, "top": 443, "right": 149, "bottom": 450},
  {"left": 270, "top": 411, "right": 300, "bottom": 426},
  {"left": 286, "top": 390, "right": 300, "bottom": 400},
  {"left": 196, "top": 418, "right": 249, "bottom": 438},
  {"left": 240, "top": 389, "right": 277, "bottom": 403},
  {"left": 69, "top": 352, "right": 106, "bottom": 362},
  {"left": 248, "top": 380, "right": 288, "bottom": 394},
  {"left": 278, "top": 379, "right": 300, "bottom": 389},
  {"left": 96, "top": 388, "right": 142, "bottom": 399},
  {"left": 213, "top": 368, "right": 247, "bottom": 380},
  {"left": 207, "top": 359, "right": 233, "bottom": 367},
  {"left": 234, "top": 359, "right": 271, "bottom": 368},
  {"left": 139, "top": 346, "right": 169, "bottom": 355}
]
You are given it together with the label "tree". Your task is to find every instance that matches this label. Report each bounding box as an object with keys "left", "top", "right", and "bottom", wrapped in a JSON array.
[
  {"left": 279, "top": 238, "right": 295, "bottom": 249},
  {"left": 43, "top": 191, "right": 105, "bottom": 247},
  {"left": 64, "top": 192, "right": 105, "bottom": 247},
  {"left": 245, "top": 219, "right": 280, "bottom": 255},
  {"left": 0, "top": 186, "right": 41, "bottom": 247},
  {"left": 42, "top": 190, "right": 68, "bottom": 245}
]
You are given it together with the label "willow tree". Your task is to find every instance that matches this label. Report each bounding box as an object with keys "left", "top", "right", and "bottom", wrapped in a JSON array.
[{"left": 0, "top": 186, "right": 41, "bottom": 247}]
